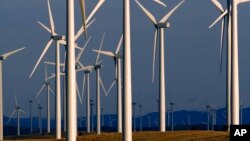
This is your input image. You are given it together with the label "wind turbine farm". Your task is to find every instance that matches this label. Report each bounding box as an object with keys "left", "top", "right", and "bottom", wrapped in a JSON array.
[{"left": 1, "top": 0, "right": 250, "bottom": 141}]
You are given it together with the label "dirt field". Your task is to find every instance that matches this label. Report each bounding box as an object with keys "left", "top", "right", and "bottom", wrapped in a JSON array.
[{"left": 4, "top": 131, "right": 229, "bottom": 141}]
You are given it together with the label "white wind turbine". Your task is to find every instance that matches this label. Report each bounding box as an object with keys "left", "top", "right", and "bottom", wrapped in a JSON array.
[
  {"left": 92, "top": 32, "right": 107, "bottom": 134},
  {"left": 135, "top": 0, "right": 185, "bottom": 132},
  {"left": 0, "top": 47, "right": 25, "bottom": 140},
  {"left": 37, "top": 104, "right": 43, "bottom": 134},
  {"left": 93, "top": 35, "right": 123, "bottom": 133},
  {"left": 209, "top": 0, "right": 231, "bottom": 131},
  {"left": 230, "top": 0, "right": 250, "bottom": 126},
  {"left": 66, "top": 0, "right": 105, "bottom": 139},
  {"left": 36, "top": 65, "right": 55, "bottom": 134},
  {"left": 28, "top": 99, "right": 33, "bottom": 133},
  {"left": 7, "top": 91, "right": 26, "bottom": 136}
]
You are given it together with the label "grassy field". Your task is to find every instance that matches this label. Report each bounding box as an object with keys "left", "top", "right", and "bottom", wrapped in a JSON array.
[{"left": 4, "top": 131, "right": 229, "bottom": 141}]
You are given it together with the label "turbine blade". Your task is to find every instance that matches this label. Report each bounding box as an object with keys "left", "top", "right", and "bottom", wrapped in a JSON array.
[
  {"left": 37, "top": 21, "right": 52, "bottom": 33},
  {"left": 36, "top": 84, "right": 46, "bottom": 98},
  {"left": 159, "top": 0, "right": 185, "bottom": 23},
  {"left": 105, "top": 79, "right": 116, "bottom": 96},
  {"left": 29, "top": 39, "right": 53, "bottom": 78},
  {"left": 14, "top": 90, "right": 18, "bottom": 107},
  {"left": 47, "top": 0, "right": 55, "bottom": 35},
  {"left": 44, "top": 61, "right": 65, "bottom": 67},
  {"left": 115, "top": 35, "right": 124, "bottom": 55},
  {"left": 0, "top": 47, "right": 25, "bottom": 60},
  {"left": 86, "top": 0, "right": 105, "bottom": 24},
  {"left": 19, "top": 109, "right": 27, "bottom": 114},
  {"left": 79, "top": 0, "right": 88, "bottom": 39},
  {"left": 92, "top": 50, "right": 114, "bottom": 57},
  {"left": 99, "top": 76, "right": 107, "bottom": 95},
  {"left": 76, "top": 36, "right": 91, "bottom": 62},
  {"left": 211, "top": 0, "right": 224, "bottom": 12},
  {"left": 45, "top": 61, "right": 48, "bottom": 80},
  {"left": 135, "top": 0, "right": 157, "bottom": 25},
  {"left": 219, "top": 18, "right": 226, "bottom": 73},
  {"left": 81, "top": 74, "right": 86, "bottom": 100},
  {"left": 152, "top": 28, "right": 158, "bottom": 82},
  {"left": 75, "top": 19, "right": 95, "bottom": 41},
  {"left": 153, "top": 0, "right": 167, "bottom": 7},
  {"left": 49, "top": 86, "right": 55, "bottom": 95},
  {"left": 208, "top": 10, "right": 228, "bottom": 29},
  {"left": 46, "top": 73, "right": 55, "bottom": 81},
  {"left": 7, "top": 110, "right": 16, "bottom": 124},
  {"left": 76, "top": 80, "right": 82, "bottom": 104},
  {"left": 95, "top": 32, "right": 105, "bottom": 65},
  {"left": 238, "top": 0, "right": 250, "bottom": 4}
]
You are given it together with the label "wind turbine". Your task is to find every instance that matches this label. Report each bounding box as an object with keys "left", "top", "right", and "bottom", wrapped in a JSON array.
[
  {"left": 66, "top": 0, "right": 106, "bottom": 139},
  {"left": 209, "top": 0, "right": 231, "bottom": 131},
  {"left": 36, "top": 65, "right": 55, "bottom": 134},
  {"left": 90, "top": 99, "right": 95, "bottom": 132},
  {"left": 206, "top": 105, "right": 210, "bottom": 131},
  {"left": 123, "top": 0, "right": 132, "bottom": 140},
  {"left": 93, "top": 32, "right": 106, "bottom": 134},
  {"left": 7, "top": 91, "right": 26, "bottom": 136},
  {"left": 28, "top": 100, "right": 33, "bottom": 133},
  {"left": 170, "top": 102, "right": 174, "bottom": 131},
  {"left": 37, "top": 104, "right": 43, "bottom": 134},
  {"left": 230, "top": 0, "right": 250, "bottom": 126},
  {"left": 132, "top": 102, "right": 136, "bottom": 132},
  {"left": 93, "top": 34, "right": 123, "bottom": 133},
  {"left": 0, "top": 47, "right": 25, "bottom": 140},
  {"left": 108, "top": 115, "right": 116, "bottom": 127},
  {"left": 135, "top": 0, "right": 185, "bottom": 132},
  {"left": 139, "top": 104, "right": 142, "bottom": 131}
]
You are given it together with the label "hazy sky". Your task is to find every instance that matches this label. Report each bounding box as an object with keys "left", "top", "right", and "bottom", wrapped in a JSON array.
[{"left": 1, "top": 0, "right": 250, "bottom": 119}]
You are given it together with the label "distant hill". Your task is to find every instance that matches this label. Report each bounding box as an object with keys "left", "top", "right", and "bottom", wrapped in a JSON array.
[{"left": 3, "top": 107, "right": 250, "bottom": 135}]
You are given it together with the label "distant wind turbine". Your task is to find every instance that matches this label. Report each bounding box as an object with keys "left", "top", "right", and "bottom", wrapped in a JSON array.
[
  {"left": 139, "top": 104, "right": 142, "bottom": 131},
  {"left": 28, "top": 100, "right": 33, "bottom": 133},
  {"left": 209, "top": 0, "right": 231, "bottom": 131},
  {"left": 206, "top": 105, "right": 210, "bottom": 131},
  {"left": 36, "top": 64, "right": 55, "bottom": 134},
  {"left": 170, "top": 102, "right": 174, "bottom": 131},
  {"left": 135, "top": 0, "right": 185, "bottom": 132},
  {"left": 93, "top": 34, "right": 123, "bottom": 133},
  {"left": 37, "top": 104, "right": 43, "bottom": 134},
  {"left": 7, "top": 90, "right": 26, "bottom": 136},
  {"left": 132, "top": 102, "right": 137, "bottom": 132},
  {"left": 0, "top": 47, "right": 25, "bottom": 140},
  {"left": 90, "top": 100, "right": 95, "bottom": 132}
]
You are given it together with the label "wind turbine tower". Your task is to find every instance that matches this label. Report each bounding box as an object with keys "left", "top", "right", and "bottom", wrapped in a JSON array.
[
  {"left": 0, "top": 47, "right": 25, "bottom": 140},
  {"left": 170, "top": 102, "right": 174, "bottom": 131},
  {"left": 135, "top": 0, "right": 185, "bottom": 132},
  {"left": 91, "top": 99, "right": 95, "bottom": 132},
  {"left": 29, "top": 100, "right": 33, "bottom": 133},
  {"left": 206, "top": 105, "right": 210, "bottom": 131},
  {"left": 132, "top": 102, "right": 137, "bottom": 131},
  {"left": 139, "top": 104, "right": 142, "bottom": 131},
  {"left": 38, "top": 104, "right": 43, "bottom": 134},
  {"left": 123, "top": 0, "right": 132, "bottom": 140}
]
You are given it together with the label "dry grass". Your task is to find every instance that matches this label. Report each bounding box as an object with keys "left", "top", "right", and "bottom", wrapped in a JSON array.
[{"left": 4, "top": 131, "right": 229, "bottom": 141}]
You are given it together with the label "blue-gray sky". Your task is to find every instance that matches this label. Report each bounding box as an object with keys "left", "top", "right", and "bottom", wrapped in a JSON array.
[{"left": 1, "top": 0, "right": 250, "bottom": 119}]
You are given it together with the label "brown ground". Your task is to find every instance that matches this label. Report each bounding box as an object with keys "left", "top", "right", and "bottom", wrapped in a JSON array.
[{"left": 4, "top": 131, "right": 229, "bottom": 141}]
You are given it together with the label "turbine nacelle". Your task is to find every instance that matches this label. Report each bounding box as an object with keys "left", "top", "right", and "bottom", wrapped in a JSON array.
[
  {"left": 156, "top": 22, "right": 170, "bottom": 28},
  {"left": 94, "top": 64, "right": 102, "bottom": 69},
  {"left": 52, "top": 35, "right": 65, "bottom": 41}
]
